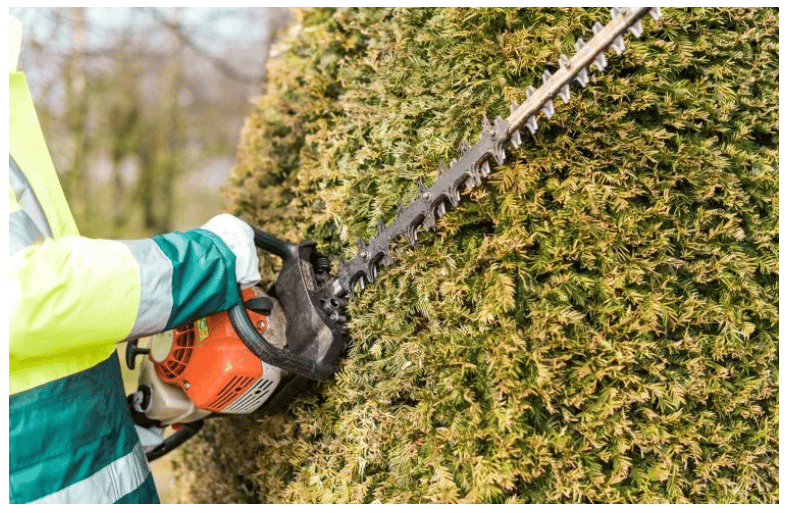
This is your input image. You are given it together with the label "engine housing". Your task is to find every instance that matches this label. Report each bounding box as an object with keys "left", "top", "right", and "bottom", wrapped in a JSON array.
[{"left": 137, "top": 288, "right": 286, "bottom": 425}]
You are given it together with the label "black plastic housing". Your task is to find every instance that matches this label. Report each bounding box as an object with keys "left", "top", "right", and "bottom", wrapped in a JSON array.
[{"left": 228, "top": 228, "right": 344, "bottom": 382}]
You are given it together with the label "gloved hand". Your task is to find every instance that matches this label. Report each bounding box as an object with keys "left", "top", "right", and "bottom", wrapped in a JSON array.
[{"left": 200, "top": 214, "right": 261, "bottom": 289}]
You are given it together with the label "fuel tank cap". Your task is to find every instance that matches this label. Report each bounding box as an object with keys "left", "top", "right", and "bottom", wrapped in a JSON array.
[{"left": 150, "top": 330, "right": 175, "bottom": 363}]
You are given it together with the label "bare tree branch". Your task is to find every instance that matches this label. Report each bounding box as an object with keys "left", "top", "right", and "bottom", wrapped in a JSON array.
[{"left": 138, "top": 6, "right": 268, "bottom": 85}]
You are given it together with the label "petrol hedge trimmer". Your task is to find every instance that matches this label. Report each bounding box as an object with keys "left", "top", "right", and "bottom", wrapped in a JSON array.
[{"left": 126, "top": 7, "right": 663, "bottom": 461}]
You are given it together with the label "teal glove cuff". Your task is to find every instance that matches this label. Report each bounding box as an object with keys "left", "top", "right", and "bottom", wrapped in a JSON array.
[{"left": 152, "top": 228, "right": 240, "bottom": 329}]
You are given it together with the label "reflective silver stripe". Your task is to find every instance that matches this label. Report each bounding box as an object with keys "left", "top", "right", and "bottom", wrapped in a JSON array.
[
  {"left": 121, "top": 239, "right": 174, "bottom": 339},
  {"left": 31, "top": 443, "right": 150, "bottom": 504},
  {"left": 9, "top": 155, "right": 52, "bottom": 238},
  {"left": 9, "top": 208, "right": 44, "bottom": 256}
]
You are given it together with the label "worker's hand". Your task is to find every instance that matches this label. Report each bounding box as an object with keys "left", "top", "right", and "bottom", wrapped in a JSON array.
[{"left": 200, "top": 214, "right": 261, "bottom": 289}]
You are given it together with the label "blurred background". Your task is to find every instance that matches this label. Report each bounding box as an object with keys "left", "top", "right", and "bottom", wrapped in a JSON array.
[
  {"left": 11, "top": 6, "right": 292, "bottom": 237},
  {"left": 10, "top": 7, "right": 294, "bottom": 503}
]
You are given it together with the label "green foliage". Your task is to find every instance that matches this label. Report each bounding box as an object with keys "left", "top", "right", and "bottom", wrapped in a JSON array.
[{"left": 183, "top": 7, "right": 778, "bottom": 503}]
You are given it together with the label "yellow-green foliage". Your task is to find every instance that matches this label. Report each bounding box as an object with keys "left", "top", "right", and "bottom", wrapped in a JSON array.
[{"left": 181, "top": 8, "right": 778, "bottom": 503}]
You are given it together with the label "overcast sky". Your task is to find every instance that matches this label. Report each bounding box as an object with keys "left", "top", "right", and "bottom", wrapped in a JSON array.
[{"left": 10, "top": 7, "right": 273, "bottom": 53}]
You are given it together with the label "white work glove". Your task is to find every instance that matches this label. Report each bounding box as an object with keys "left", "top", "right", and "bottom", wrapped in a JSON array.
[
  {"left": 134, "top": 425, "right": 165, "bottom": 452},
  {"left": 200, "top": 214, "right": 261, "bottom": 289}
]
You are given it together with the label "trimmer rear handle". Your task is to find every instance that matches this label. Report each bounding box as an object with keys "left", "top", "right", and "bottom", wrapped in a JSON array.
[{"left": 229, "top": 225, "right": 344, "bottom": 381}]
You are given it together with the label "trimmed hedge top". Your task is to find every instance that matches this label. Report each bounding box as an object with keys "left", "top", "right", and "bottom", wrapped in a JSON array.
[{"left": 182, "top": 8, "right": 778, "bottom": 503}]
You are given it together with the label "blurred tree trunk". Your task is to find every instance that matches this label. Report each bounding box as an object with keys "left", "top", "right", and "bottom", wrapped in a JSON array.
[
  {"left": 110, "top": 109, "right": 128, "bottom": 232},
  {"left": 109, "top": 61, "right": 141, "bottom": 234},
  {"left": 14, "top": 6, "right": 292, "bottom": 239},
  {"left": 158, "top": 6, "right": 183, "bottom": 232},
  {"left": 64, "top": 7, "right": 90, "bottom": 225},
  {"left": 140, "top": 7, "right": 183, "bottom": 233}
]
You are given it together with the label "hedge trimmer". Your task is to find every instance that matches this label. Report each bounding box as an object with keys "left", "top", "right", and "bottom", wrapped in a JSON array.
[{"left": 126, "top": 7, "right": 663, "bottom": 461}]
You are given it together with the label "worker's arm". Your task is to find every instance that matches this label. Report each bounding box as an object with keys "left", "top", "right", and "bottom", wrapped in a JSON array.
[{"left": 9, "top": 214, "right": 260, "bottom": 394}]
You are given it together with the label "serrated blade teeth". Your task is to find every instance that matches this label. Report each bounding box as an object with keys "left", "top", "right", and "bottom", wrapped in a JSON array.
[
  {"left": 575, "top": 67, "right": 589, "bottom": 87},
  {"left": 593, "top": 52, "right": 608, "bottom": 71},
  {"left": 542, "top": 69, "right": 553, "bottom": 84},
  {"left": 525, "top": 115, "right": 538, "bottom": 135},
  {"left": 482, "top": 115, "right": 492, "bottom": 134},
  {"left": 558, "top": 83, "right": 571, "bottom": 104},
  {"left": 424, "top": 211, "right": 436, "bottom": 230},
  {"left": 611, "top": 35, "right": 625, "bottom": 56},
  {"left": 511, "top": 129, "right": 522, "bottom": 148},
  {"left": 448, "top": 184, "right": 461, "bottom": 206},
  {"left": 629, "top": 19, "right": 643, "bottom": 38},
  {"left": 405, "top": 225, "right": 418, "bottom": 246},
  {"left": 330, "top": 8, "right": 664, "bottom": 308},
  {"left": 542, "top": 99, "right": 555, "bottom": 119},
  {"left": 492, "top": 115, "right": 507, "bottom": 139},
  {"left": 468, "top": 165, "right": 482, "bottom": 188}
]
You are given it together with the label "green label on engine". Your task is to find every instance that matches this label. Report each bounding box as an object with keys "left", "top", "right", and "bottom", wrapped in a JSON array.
[{"left": 196, "top": 318, "right": 209, "bottom": 342}]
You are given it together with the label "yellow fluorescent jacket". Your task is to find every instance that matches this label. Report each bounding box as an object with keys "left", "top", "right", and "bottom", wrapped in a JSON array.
[{"left": 8, "top": 16, "right": 239, "bottom": 504}]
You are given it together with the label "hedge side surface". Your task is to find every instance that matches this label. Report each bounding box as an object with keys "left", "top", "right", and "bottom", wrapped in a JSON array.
[{"left": 180, "top": 7, "right": 778, "bottom": 503}]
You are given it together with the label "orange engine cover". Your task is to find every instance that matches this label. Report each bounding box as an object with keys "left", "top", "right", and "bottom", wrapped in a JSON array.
[{"left": 152, "top": 289, "right": 269, "bottom": 412}]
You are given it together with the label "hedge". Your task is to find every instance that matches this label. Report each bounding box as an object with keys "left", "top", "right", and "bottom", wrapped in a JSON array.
[{"left": 178, "top": 7, "right": 779, "bottom": 503}]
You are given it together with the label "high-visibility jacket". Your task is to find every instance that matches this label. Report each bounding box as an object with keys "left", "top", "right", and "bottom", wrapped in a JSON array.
[{"left": 9, "top": 17, "right": 241, "bottom": 503}]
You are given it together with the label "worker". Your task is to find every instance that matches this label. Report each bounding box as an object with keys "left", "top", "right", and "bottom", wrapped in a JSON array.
[{"left": 8, "top": 16, "right": 261, "bottom": 503}]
